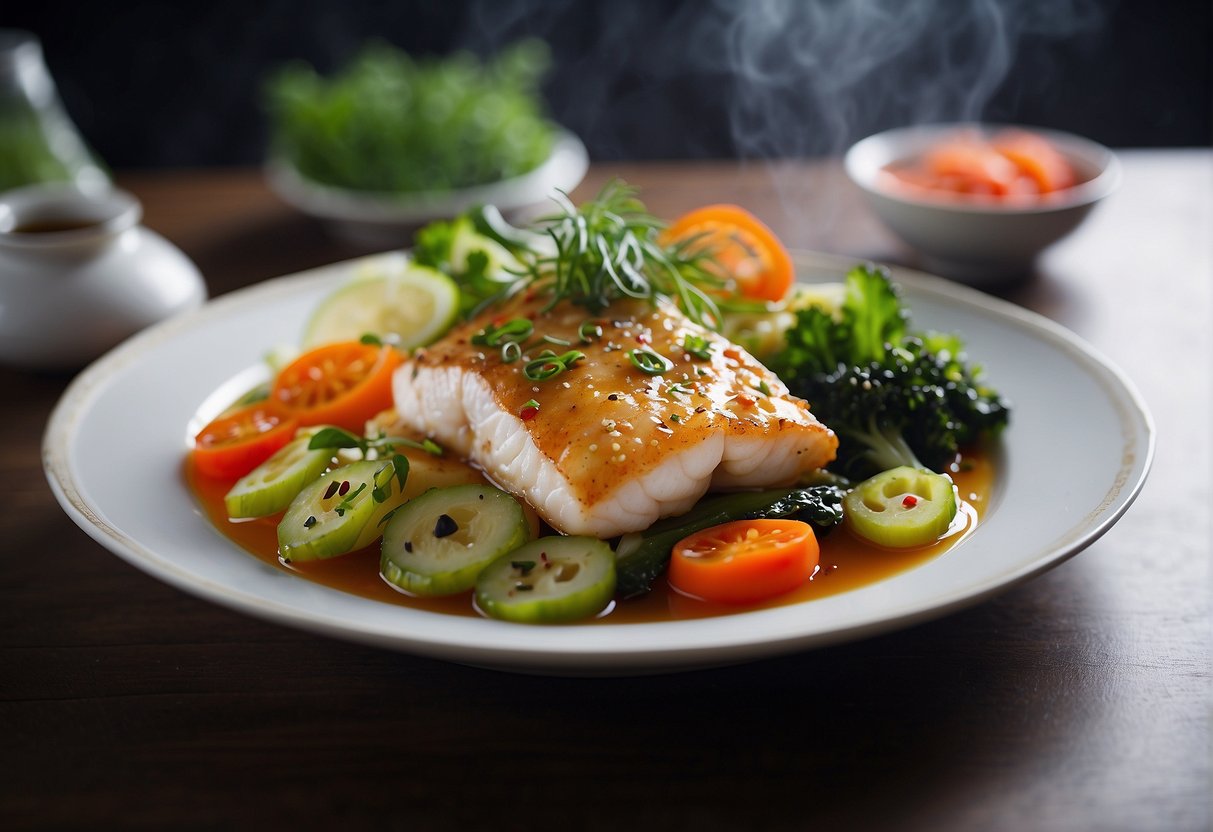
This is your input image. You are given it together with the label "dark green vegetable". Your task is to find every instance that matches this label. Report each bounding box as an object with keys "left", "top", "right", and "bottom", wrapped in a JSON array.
[
  {"left": 265, "top": 40, "right": 554, "bottom": 194},
  {"left": 614, "top": 486, "right": 845, "bottom": 598},
  {"left": 769, "top": 264, "right": 1010, "bottom": 480}
]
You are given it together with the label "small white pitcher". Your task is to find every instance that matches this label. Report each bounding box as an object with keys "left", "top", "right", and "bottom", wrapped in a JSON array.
[{"left": 0, "top": 184, "right": 206, "bottom": 369}]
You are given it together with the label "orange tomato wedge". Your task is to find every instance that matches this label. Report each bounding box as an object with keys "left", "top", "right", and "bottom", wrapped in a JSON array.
[
  {"left": 923, "top": 141, "right": 1021, "bottom": 195},
  {"left": 992, "top": 131, "right": 1076, "bottom": 193},
  {"left": 669, "top": 519, "right": 819, "bottom": 605},
  {"left": 192, "top": 402, "right": 297, "bottom": 480},
  {"left": 662, "top": 205, "right": 794, "bottom": 302},
  {"left": 271, "top": 341, "right": 401, "bottom": 432}
]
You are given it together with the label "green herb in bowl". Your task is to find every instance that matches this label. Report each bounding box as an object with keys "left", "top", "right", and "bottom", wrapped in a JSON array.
[{"left": 264, "top": 39, "right": 555, "bottom": 194}]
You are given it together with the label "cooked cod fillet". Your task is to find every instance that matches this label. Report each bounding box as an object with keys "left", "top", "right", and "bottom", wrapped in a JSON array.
[{"left": 392, "top": 296, "right": 837, "bottom": 537}]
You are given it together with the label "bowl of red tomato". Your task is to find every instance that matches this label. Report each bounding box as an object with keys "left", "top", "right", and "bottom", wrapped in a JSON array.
[{"left": 845, "top": 123, "right": 1120, "bottom": 284}]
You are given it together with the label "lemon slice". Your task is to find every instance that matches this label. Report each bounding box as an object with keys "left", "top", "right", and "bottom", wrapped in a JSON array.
[{"left": 303, "top": 262, "right": 460, "bottom": 350}]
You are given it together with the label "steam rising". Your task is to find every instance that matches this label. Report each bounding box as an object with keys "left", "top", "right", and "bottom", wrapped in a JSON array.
[{"left": 458, "top": 0, "right": 1108, "bottom": 227}]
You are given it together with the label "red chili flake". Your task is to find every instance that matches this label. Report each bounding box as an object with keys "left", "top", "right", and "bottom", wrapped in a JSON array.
[
  {"left": 902, "top": 495, "right": 918, "bottom": 508},
  {"left": 338, "top": 480, "right": 351, "bottom": 496},
  {"left": 736, "top": 395, "right": 755, "bottom": 408},
  {"left": 520, "top": 406, "right": 539, "bottom": 421},
  {"left": 637, "top": 333, "right": 650, "bottom": 345}
]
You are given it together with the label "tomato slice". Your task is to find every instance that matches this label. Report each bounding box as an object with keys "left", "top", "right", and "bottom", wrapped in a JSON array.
[
  {"left": 271, "top": 341, "right": 401, "bottom": 432},
  {"left": 669, "top": 519, "right": 819, "bottom": 605},
  {"left": 992, "top": 131, "right": 1076, "bottom": 193},
  {"left": 193, "top": 402, "right": 297, "bottom": 480},
  {"left": 662, "top": 205, "right": 794, "bottom": 302}
]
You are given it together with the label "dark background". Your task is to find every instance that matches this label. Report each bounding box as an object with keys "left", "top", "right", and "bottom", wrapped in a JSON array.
[{"left": 7, "top": 0, "right": 1212, "bottom": 169}]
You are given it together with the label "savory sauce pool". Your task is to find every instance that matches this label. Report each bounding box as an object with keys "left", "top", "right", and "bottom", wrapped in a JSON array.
[{"left": 186, "top": 452, "right": 995, "bottom": 623}]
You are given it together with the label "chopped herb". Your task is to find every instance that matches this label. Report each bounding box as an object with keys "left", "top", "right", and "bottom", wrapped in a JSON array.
[
  {"left": 667, "top": 383, "right": 691, "bottom": 396},
  {"left": 578, "top": 320, "right": 604, "bottom": 343},
  {"left": 628, "top": 347, "right": 673, "bottom": 375},
  {"left": 755, "top": 380, "right": 772, "bottom": 396},
  {"left": 682, "top": 333, "right": 713, "bottom": 360},
  {"left": 522, "top": 349, "right": 585, "bottom": 382},
  {"left": 670, "top": 413, "right": 682, "bottom": 423},
  {"left": 542, "top": 334, "right": 571, "bottom": 346},
  {"left": 333, "top": 482, "right": 366, "bottom": 516},
  {"left": 501, "top": 340, "right": 523, "bottom": 363},
  {"left": 471, "top": 318, "right": 533, "bottom": 347},
  {"left": 359, "top": 332, "right": 383, "bottom": 346},
  {"left": 511, "top": 560, "right": 537, "bottom": 575}
]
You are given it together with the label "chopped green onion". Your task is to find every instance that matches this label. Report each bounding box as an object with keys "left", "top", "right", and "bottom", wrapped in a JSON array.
[
  {"left": 681, "top": 333, "right": 713, "bottom": 361},
  {"left": 628, "top": 347, "right": 673, "bottom": 375},
  {"left": 471, "top": 318, "right": 534, "bottom": 347},
  {"left": 578, "top": 320, "right": 604, "bottom": 343},
  {"left": 755, "top": 380, "right": 772, "bottom": 396},
  {"left": 501, "top": 341, "right": 523, "bottom": 363},
  {"left": 522, "top": 349, "right": 586, "bottom": 382}
]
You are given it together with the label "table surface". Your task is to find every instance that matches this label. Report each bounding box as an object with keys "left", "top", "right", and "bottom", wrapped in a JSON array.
[{"left": 4, "top": 151, "right": 1210, "bottom": 830}]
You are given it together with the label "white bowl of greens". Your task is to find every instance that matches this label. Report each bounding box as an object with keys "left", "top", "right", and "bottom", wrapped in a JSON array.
[{"left": 263, "top": 40, "right": 588, "bottom": 246}]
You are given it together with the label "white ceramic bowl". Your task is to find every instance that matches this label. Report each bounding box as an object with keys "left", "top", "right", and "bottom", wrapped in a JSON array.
[
  {"left": 845, "top": 123, "right": 1120, "bottom": 284},
  {"left": 266, "top": 128, "right": 589, "bottom": 247}
]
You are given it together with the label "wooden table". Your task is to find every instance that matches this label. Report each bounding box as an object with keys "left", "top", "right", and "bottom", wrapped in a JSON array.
[{"left": 4, "top": 153, "right": 1209, "bottom": 830}]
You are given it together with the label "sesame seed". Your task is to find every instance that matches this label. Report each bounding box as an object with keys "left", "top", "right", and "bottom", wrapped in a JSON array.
[
  {"left": 588, "top": 444, "right": 598, "bottom": 452},
  {"left": 611, "top": 442, "right": 621, "bottom": 452}
]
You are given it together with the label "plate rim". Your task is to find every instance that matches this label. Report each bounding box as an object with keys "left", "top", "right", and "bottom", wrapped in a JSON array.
[{"left": 42, "top": 251, "right": 1155, "bottom": 673}]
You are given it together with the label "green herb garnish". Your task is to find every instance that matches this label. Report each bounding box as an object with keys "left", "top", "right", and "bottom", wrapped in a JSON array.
[
  {"left": 512, "top": 181, "right": 726, "bottom": 327},
  {"left": 628, "top": 347, "right": 673, "bottom": 375},
  {"left": 522, "top": 349, "right": 585, "bottom": 382},
  {"left": 682, "top": 333, "right": 713, "bottom": 360}
]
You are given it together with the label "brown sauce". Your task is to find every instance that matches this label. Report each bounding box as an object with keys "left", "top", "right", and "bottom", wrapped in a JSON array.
[{"left": 186, "top": 452, "right": 995, "bottom": 623}]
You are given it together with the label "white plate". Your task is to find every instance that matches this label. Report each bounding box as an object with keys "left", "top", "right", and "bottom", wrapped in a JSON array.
[{"left": 43, "top": 252, "right": 1154, "bottom": 675}]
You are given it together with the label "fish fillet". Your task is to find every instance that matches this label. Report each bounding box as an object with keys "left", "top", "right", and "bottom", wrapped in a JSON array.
[{"left": 392, "top": 296, "right": 836, "bottom": 537}]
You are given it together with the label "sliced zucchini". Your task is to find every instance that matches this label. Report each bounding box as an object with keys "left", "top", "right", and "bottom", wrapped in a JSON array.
[
  {"left": 475, "top": 537, "right": 616, "bottom": 624},
  {"left": 843, "top": 466, "right": 958, "bottom": 548},
  {"left": 224, "top": 428, "right": 334, "bottom": 518},
  {"left": 380, "top": 485, "right": 531, "bottom": 597},
  {"left": 302, "top": 263, "right": 460, "bottom": 350},
  {"left": 278, "top": 459, "right": 395, "bottom": 562}
]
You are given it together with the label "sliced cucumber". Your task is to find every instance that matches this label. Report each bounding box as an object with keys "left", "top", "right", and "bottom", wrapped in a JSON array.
[
  {"left": 224, "top": 428, "right": 335, "bottom": 518},
  {"left": 278, "top": 459, "right": 396, "bottom": 562},
  {"left": 380, "top": 484, "right": 531, "bottom": 597},
  {"left": 476, "top": 537, "right": 616, "bottom": 624},
  {"left": 302, "top": 263, "right": 460, "bottom": 350},
  {"left": 843, "top": 466, "right": 958, "bottom": 548},
  {"left": 351, "top": 449, "right": 489, "bottom": 551}
]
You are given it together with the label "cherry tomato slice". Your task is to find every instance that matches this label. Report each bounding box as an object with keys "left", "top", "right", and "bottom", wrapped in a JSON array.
[
  {"left": 271, "top": 341, "right": 401, "bottom": 432},
  {"left": 192, "top": 402, "right": 297, "bottom": 480},
  {"left": 662, "top": 205, "right": 794, "bottom": 302},
  {"left": 669, "top": 518, "right": 819, "bottom": 605}
]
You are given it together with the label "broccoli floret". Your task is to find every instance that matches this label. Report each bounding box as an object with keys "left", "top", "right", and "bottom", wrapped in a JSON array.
[{"left": 770, "top": 264, "right": 1009, "bottom": 480}]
